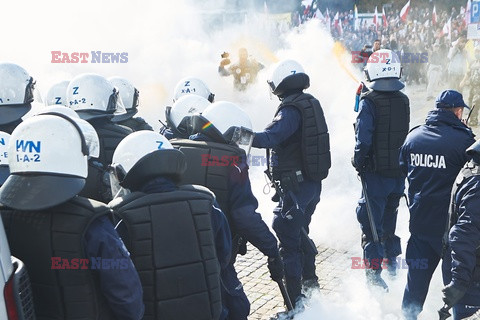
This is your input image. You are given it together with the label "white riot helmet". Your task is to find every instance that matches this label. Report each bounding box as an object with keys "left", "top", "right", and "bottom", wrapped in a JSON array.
[
  {"left": 364, "top": 49, "right": 404, "bottom": 91},
  {"left": 0, "top": 114, "right": 100, "bottom": 210},
  {"left": 110, "top": 131, "right": 186, "bottom": 194},
  {"left": 0, "top": 132, "right": 10, "bottom": 185},
  {"left": 192, "top": 101, "right": 254, "bottom": 155},
  {"left": 0, "top": 62, "right": 35, "bottom": 125},
  {"left": 35, "top": 106, "right": 100, "bottom": 159},
  {"left": 66, "top": 73, "right": 127, "bottom": 121},
  {"left": 267, "top": 59, "right": 309, "bottom": 97},
  {"left": 165, "top": 95, "right": 211, "bottom": 138},
  {"left": 173, "top": 77, "right": 215, "bottom": 102},
  {"left": 45, "top": 80, "right": 69, "bottom": 106}
]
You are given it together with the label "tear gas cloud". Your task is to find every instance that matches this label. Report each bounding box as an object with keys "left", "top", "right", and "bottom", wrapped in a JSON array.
[{"left": 1, "top": 0, "right": 443, "bottom": 318}]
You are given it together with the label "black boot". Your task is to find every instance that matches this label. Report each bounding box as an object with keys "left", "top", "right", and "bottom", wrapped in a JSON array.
[
  {"left": 365, "top": 268, "right": 389, "bottom": 292},
  {"left": 285, "top": 277, "right": 303, "bottom": 308}
]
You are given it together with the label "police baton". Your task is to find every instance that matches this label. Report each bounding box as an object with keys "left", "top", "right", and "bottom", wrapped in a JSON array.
[
  {"left": 438, "top": 304, "right": 452, "bottom": 320},
  {"left": 276, "top": 279, "right": 294, "bottom": 311},
  {"left": 359, "top": 172, "right": 379, "bottom": 243}
]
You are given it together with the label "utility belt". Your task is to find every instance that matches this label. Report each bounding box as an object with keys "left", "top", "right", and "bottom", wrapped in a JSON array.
[{"left": 271, "top": 169, "right": 304, "bottom": 194}]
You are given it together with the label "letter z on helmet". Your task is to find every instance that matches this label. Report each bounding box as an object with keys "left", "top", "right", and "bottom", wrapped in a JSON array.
[
  {"left": 0, "top": 113, "right": 100, "bottom": 210},
  {"left": 267, "top": 59, "right": 310, "bottom": 97},
  {"left": 67, "top": 73, "right": 127, "bottom": 120},
  {"left": 364, "top": 49, "right": 404, "bottom": 91},
  {"left": 110, "top": 131, "right": 187, "bottom": 191},
  {"left": 173, "top": 77, "right": 215, "bottom": 102},
  {"left": 45, "top": 80, "right": 69, "bottom": 107},
  {"left": 0, "top": 62, "right": 35, "bottom": 125}
]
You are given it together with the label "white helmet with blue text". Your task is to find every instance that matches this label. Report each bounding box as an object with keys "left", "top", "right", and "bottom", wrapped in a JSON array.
[
  {"left": 173, "top": 77, "right": 215, "bottom": 102},
  {"left": 67, "top": 73, "right": 127, "bottom": 121},
  {"left": 110, "top": 131, "right": 186, "bottom": 193},
  {"left": 267, "top": 59, "right": 309, "bottom": 97},
  {"left": 364, "top": 49, "right": 404, "bottom": 91},
  {"left": 45, "top": 80, "right": 69, "bottom": 106},
  {"left": 0, "top": 113, "right": 100, "bottom": 210}
]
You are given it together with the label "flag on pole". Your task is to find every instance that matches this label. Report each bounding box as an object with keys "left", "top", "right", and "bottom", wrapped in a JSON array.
[
  {"left": 382, "top": 7, "right": 388, "bottom": 28},
  {"left": 326, "top": 8, "right": 331, "bottom": 33},
  {"left": 314, "top": 8, "right": 324, "bottom": 20},
  {"left": 466, "top": 0, "right": 472, "bottom": 25},
  {"left": 400, "top": 0, "right": 410, "bottom": 22},
  {"left": 354, "top": 4, "right": 358, "bottom": 31},
  {"left": 432, "top": 6, "right": 437, "bottom": 25},
  {"left": 373, "top": 6, "right": 378, "bottom": 30}
]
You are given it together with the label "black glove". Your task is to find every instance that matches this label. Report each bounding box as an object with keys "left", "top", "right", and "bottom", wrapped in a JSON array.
[
  {"left": 267, "top": 254, "right": 284, "bottom": 282},
  {"left": 442, "top": 282, "right": 468, "bottom": 308}
]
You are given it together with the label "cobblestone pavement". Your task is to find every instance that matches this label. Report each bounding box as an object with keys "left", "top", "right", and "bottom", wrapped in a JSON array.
[{"left": 235, "top": 243, "right": 357, "bottom": 320}]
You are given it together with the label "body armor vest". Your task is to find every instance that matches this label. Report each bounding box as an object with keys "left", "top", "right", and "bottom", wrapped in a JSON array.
[
  {"left": 447, "top": 162, "right": 480, "bottom": 280},
  {"left": 361, "top": 90, "right": 410, "bottom": 178},
  {"left": 80, "top": 120, "right": 132, "bottom": 202},
  {"left": 0, "top": 197, "right": 115, "bottom": 320},
  {"left": 273, "top": 92, "right": 331, "bottom": 181},
  {"left": 110, "top": 185, "right": 222, "bottom": 320},
  {"left": 171, "top": 139, "right": 245, "bottom": 233}
]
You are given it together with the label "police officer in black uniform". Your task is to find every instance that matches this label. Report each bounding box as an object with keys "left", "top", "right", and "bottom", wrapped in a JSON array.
[
  {"left": 252, "top": 59, "right": 331, "bottom": 305},
  {"left": 67, "top": 73, "right": 133, "bottom": 203},
  {"left": 400, "top": 90, "right": 475, "bottom": 319},
  {"left": 0, "top": 113, "right": 144, "bottom": 319},
  {"left": 441, "top": 140, "right": 480, "bottom": 319},
  {"left": 109, "top": 131, "right": 231, "bottom": 320},
  {"left": 353, "top": 49, "right": 410, "bottom": 290}
]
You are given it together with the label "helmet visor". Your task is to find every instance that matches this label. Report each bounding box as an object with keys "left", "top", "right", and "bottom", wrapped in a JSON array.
[
  {"left": 225, "top": 126, "right": 254, "bottom": 157},
  {"left": 108, "top": 163, "right": 130, "bottom": 199}
]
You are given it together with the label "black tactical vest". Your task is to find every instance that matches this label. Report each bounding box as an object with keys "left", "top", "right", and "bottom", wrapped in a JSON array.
[
  {"left": 170, "top": 139, "right": 245, "bottom": 232},
  {"left": 110, "top": 185, "right": 222, "bottom": 320},
  {"left": 273, "top": 92, "right": 331, "bottom": 181},
  {"left": 0, "top": 197, "right": 116, "bottom": 320},
  {"left": 118, "top": 117, "right": 153, "bottom": 132},
  {"left": 361, "top": 90, "right": 410, "bottom": 178},
  {"left": 80, "top": 120, "right": 133, "bottom": 203},
  {"left": 447, "top": 162, "right": 480, "bottom": 278}
]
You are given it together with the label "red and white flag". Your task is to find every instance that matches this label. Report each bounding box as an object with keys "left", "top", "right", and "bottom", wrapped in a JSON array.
[
  {"left": 373, "top": 6, "right": 378, "bottom": 30},
  {"left": 334, "top": 12, "right": 343, "bottom": 35},
  {"left": 325, "top": 8, "right": 331, "bottom": 32},
  {"left": 382, "top": 7, "right": 388, "bottom": 28},
  {"left": 432, "top": 6, "right": 437, "bottom": 25},
  {"left": 400, "top": 0, "right": 410, "bottom": 22}
]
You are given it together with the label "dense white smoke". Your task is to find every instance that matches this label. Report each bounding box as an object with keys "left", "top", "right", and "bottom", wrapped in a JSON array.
[{"left": 1, "top": 0, "right": 444, "bottom": 318}]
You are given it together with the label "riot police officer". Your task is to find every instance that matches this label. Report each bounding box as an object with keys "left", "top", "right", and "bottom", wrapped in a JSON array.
[
  {"left": 0, "top": 113, "right": 144, "bottom": 319},
  {"left": 441, "top": 140, "right": 480, "bottom": 319},
  {"left": 109, "top": 131, "right": 231, "bottom": 320},
  {"left": 171, "top": 101, "right": 284, "bottom": 319},
  {"left": 67, "top": 73, "right": 133, "bottom": 202},
  {"left": 252, "top": 59, "right": 331, "bottom": 305},
  {"left": 353, "top": 49, "right": 410, "bottom": 290}
]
